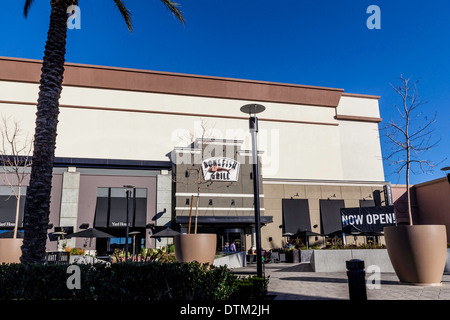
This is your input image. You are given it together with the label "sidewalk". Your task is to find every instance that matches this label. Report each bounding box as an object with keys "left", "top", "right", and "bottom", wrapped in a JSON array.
[{"left": 232, "top": 262, "right": 450, "bottom": 300}]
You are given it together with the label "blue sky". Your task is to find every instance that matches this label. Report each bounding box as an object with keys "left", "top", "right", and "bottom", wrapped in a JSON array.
[{"left": 0, "top": 0, "right": 449, "bottom": 185}]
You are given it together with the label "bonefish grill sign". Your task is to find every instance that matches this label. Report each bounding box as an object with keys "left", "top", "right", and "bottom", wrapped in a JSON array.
[{"left": 202, "top": 157, "right": 240, "bottom": 182}]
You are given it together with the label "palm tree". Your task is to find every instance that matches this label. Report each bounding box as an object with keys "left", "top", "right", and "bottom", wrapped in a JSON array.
[{"left": 20, "top": 0, "right": 184, "bottom": 264}]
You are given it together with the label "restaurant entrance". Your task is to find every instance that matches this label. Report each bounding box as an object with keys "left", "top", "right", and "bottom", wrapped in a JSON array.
[{"left": 218, "top": 228, "right": 245, "bottom": 252}]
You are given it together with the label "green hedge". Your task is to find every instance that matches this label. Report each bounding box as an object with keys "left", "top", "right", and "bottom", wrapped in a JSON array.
[{"left": 0, "top": 262, "right": 268, "bottom": 300}]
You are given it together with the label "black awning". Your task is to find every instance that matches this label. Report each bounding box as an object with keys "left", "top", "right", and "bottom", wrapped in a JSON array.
[
  {"left": 176, "top": 215, "right": 273, "bottom": 225},
  {"left": 93, "top": 196, "right": 109, "bottom": 228},
  {"left": 320, "top": 199, "right": 345, "bottom": 235},
  {"left": 282, "top": 199, "right": 311, "bottom": 234},
  {"left": 108, "top": 197, "right": 128, "bottom": 228},
  {"left": 94, "top": 188, "right": 147, "bottom": 228}
]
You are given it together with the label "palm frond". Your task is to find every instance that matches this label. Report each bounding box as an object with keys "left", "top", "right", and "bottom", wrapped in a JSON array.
[
  {"left": 160, "top": 0, "right": 185, "bottom": 25},
  {"left": 23, "top": 0, "right": 35, "bottom": 18},
  {"left": 113, "top": 0, "right": 133, "bottom": 33}
]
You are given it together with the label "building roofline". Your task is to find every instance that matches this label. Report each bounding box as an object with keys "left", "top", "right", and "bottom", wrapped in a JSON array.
[{"left": 0, "top": 56, "right": 348, "bottom": 107}]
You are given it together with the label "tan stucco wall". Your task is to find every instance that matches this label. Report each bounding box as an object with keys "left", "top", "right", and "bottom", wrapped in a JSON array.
[{"left": 261, "top": 182, "right": 386, "bottom": 250}]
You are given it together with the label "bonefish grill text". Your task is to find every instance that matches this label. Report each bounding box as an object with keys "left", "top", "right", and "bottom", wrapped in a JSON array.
[{"left": 202, "top": 157, "right": 240, "bottom": 182}]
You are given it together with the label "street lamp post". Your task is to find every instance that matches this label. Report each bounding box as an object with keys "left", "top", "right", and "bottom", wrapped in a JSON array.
[
  {"left": 123, "top": 185, "right": 135, "bottom": 262},
  {"left": 240, "top": 103, "right": 265, "bottom": 278}
]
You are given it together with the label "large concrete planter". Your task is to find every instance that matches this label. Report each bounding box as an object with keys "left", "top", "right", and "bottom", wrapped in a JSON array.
[
  {"left": 0, "top": 239, "right": 23, "bottom": 264},
  {"left": 213, "top": 251, "right": 246, "bottom": 268},
  {"left": 174, "top": 233, "right": 217, "bottom": 265},
  {"left": 286, "top": 249, "right": 299, "bottom": 263},
  {"left": 384, "top": 225, "right": 447, "bottom": 286},
  {"left": 310, "top": 249, "right": 394, "bottom": 272}
]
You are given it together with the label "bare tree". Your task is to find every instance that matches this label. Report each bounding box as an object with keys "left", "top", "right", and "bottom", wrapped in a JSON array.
[
  {"left": 174, "top": 119, "right": 234, "bottom": 234},
  {"left": 0, "top": 116, "right": 33, "bottom": 238},
  {"left": 383, "top": 75, "right": 442, "bottom": 225}
]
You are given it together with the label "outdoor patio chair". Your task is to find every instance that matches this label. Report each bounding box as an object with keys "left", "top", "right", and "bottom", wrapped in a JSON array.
[{"left": 279, "top": 253, "right": 286, "bottom": 263}]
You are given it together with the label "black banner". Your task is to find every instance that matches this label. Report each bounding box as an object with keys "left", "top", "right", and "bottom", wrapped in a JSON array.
[{"left": 340, "top": 206, "right": 396, "bottom": 234}]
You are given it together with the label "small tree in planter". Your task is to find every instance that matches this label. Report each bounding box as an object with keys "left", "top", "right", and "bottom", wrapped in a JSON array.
[
  {"left": 172, "top": 119, "right": 228, "bottom": 264},
  {"left": 382, "top": 75, "right": 447, "bottom": 285},
  {"left": 0, "top": 116, "right": 33, "bottom": 238},
  {"left": 384, "top": 75, "right": 442, "bottom": 224},
  {"left": 0, "top": 116, "right": 33, "bottom": 263}
]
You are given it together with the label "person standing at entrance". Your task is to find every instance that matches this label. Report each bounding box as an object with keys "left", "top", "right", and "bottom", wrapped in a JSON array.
[
  {"left": 225, "top": 242, "right": 230, "bottom": 253},
  {"left": 230, "top": 241, "right": 236, "bottom": 251}
]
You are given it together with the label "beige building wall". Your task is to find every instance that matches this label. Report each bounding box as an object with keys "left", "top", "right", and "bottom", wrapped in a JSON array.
[{"left": 0, "top": 79, "right": 384, "bottom": 184}]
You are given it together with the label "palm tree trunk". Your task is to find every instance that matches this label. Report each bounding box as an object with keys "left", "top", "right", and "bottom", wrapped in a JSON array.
[{"left": 21, "top": 0, "right": 70, "bottom": 264}]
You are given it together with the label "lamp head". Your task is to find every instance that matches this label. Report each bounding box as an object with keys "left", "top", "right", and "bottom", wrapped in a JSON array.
[{"left": 240, "top": 103, "right": 266, "bottom": 116}]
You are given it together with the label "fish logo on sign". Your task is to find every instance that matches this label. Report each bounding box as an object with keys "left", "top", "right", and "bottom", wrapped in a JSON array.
[{"left": 202, "top": 157, "right": 240, "bottom": 182}]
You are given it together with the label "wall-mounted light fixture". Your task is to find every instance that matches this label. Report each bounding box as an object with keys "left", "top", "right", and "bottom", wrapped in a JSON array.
[
  {"left": 209, "top": 199, "right": 213, "bottom": 206},
  {"left": 231, "top": 199, "right": 235, "bottom": 206},
  {"left": 185, "top": 198, "right": 190, "bottom": 205}
]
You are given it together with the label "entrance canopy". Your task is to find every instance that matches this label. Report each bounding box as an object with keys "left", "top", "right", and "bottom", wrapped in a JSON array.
[{"left": 176, "top": 215, "right": 273, "bottom": 225}]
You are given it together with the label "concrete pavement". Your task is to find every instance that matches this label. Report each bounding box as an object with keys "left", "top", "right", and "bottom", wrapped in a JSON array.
[{"left": 232, "top": 262, "right": 450, "bottom": 300}]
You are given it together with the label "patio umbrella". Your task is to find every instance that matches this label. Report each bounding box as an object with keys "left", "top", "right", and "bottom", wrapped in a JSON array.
[
  {"left": 294, "top": 230, "right": 323, "bottom": 249},
  {"left": 66, "top": 228, "right": 114, "bottom": 254},
  {"left": 150, "top": 228, "right": 180, "bottom": 249},
  {"left": 150, "top": 227, "right": 180, "bottom": 238},
  {"left": 282, "top": 232, "right": 294, "bottom": 237},
  {"left": 67, "top": 228, "right": 114, "bottom": 239}
]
